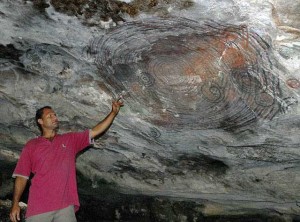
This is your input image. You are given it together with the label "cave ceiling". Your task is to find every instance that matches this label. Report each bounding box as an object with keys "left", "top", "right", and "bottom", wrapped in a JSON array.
[{"left": 0, "top": 0, "right": 300, "bottom": 217}]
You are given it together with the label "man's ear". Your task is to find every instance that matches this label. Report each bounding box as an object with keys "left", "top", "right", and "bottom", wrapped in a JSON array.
[{"left": 38, "top": 119, "right": 43, "bottom": 125}]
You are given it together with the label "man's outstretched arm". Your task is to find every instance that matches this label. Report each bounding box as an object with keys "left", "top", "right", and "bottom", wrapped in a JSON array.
[
  {"left": 10, "top": 176, "right": 28, "bottom": 222},
  {"left": 90, "top": 99, "right": 123, "bottom": 139}
]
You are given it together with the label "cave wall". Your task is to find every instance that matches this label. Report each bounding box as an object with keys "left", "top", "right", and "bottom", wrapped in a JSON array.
[{"left": 0, "top": 0, "right": 300, "bottom": 221}]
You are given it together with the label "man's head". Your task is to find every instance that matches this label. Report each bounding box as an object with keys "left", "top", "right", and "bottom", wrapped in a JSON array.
[{"left": 35, "top": 106, "right": 59, "bottom": 134}]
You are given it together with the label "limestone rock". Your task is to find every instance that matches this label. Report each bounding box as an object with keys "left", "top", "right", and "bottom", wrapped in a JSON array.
[{"left": 0, "top": 0, "right": 299, "bottom": 220}]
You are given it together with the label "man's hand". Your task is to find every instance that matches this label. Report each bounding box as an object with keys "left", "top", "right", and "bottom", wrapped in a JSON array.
[
  {"left": 9, "top": 203, "right": 21, "bottom": 222},
  {"left": 111, "top": 98, "right": 124, "bottom": 115},
  {"left": 90, "top": 98, "right": 124, "bottom": 139}
]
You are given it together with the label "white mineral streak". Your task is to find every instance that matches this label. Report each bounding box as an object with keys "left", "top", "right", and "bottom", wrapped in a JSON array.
[{"left": 0, "top": 149, "right": 20, "bottom": 161}]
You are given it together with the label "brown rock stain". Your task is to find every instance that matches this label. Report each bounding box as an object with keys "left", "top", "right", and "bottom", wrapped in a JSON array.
[
  {"left": 183, "top": 28, "right": 255, "bottom": 83},
  {"left": 286, "top": 78, "right": 300, "bottom": 89}
]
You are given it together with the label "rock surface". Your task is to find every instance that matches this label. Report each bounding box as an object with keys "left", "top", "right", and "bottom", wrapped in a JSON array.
[{"left": 0, "top": 0, "right": 300, "bottom": 221}]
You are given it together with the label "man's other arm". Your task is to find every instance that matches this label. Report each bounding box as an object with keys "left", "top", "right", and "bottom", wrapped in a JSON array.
[{"left": 10, "top": 176, "right": 28, "bottom": 222}]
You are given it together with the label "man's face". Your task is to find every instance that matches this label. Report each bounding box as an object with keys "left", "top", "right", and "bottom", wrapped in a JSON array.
[{"left": 38, "top": 108, "right": 59, "bottom": 131}]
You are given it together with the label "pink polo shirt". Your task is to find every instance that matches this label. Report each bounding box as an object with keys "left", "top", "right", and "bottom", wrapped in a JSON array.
[{"left": 13, "top": 130, "right": 92, "bottom": 218}]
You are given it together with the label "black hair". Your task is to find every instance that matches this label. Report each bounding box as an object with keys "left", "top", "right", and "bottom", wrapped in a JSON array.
[{"left": 35, "top": 106, "right": 52, "bottom": 133}]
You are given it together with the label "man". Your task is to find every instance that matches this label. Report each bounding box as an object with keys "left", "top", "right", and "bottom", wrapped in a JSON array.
[{"left": 9, "top": 99, "right": 123, "bottom": 222}]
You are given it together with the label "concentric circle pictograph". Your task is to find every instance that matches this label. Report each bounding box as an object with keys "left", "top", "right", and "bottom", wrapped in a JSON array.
[{"left": 90, "top": 18, "right": 285, "bottom": 130}]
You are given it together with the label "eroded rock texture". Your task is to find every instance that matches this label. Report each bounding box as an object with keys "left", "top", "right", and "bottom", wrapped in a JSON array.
[{"left": 0, "top": 0, "right": 300, "bottom": 221}]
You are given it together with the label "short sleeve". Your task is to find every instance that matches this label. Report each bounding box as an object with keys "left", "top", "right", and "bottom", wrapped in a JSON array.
[
  {"left": 69, "top": 129, "right": 94, "bottom": 154},
  {"left": 12, "top": 143, "right": 32, "bottom": 179}
]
